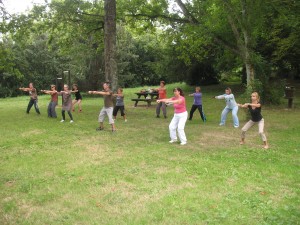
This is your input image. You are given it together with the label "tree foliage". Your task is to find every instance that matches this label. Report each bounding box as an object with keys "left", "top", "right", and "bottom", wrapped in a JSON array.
[{"left": 0, "top": 0, "right": 299, "bottom": 103}]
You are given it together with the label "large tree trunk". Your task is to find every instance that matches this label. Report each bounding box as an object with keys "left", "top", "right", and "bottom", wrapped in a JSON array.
[
  {"left": 244, "top": 51, "right": 255, "bottom": 86},
  {"left": 104, "top": 0, "right": 117, "bottom": 91}
]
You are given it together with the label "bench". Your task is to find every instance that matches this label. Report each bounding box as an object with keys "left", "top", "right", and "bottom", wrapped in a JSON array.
[{"left": 131, "top": 98, "right": 152, "bottom": 107}]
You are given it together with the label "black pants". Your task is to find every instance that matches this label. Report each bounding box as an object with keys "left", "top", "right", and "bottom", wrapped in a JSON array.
[
  {"left": 189, "top": 104, "right": 206, "bottom": 121},
  {"left": 27, "top": 99, "right": 40, "bottom": 114},
  {"left": 113, "top": 106, "right": 125, "bottom": 117},
  {"left": 62, "top": 110, "right": 73, "bottom": 120}
]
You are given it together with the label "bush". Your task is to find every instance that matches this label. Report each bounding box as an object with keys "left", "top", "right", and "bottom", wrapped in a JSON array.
[{"left": 0, "top": 86, "right": 10, "bottom": 98}]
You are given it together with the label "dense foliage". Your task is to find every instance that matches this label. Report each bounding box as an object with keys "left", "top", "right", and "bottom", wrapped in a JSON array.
[{"left": 0, "top": 0, "right": 299, "bottom": 102}]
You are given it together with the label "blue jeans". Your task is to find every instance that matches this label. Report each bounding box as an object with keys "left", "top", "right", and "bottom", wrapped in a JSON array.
[
  {"left": 220, "top": 106, "right": 239, "bottom": 127},
  {"left": 47, "top": 101, "right": 57, "bottom": 118}
]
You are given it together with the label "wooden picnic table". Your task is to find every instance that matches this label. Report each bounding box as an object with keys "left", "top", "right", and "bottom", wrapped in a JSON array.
[{"left": 131, "top": 91, "right": 159, "bottom": 107}]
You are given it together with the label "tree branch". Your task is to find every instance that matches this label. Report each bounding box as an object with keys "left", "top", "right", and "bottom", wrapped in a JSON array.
[
  {"left": 125, "top": 13, "right": 191, "bottom": 24},
  {"left": 175, "top": 0, "right": 199, "bottom": 24}
]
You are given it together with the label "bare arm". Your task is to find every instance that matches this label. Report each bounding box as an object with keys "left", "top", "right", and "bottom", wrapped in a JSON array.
[
  {"left": 88, "top": 91, "right": 111, "bottom": 96},
  {"left": 19, "top": 87, "right": 31, "bottom": 92},
  {"left": 41, "top": 90, "right": 57, "bottom": 94},
  {"left": 237, "top": 103, "right": 261, "bottom": 108},
  {"left": 157, "top": 98, "right": 183, "bottom": 104},
  {"left": 113, "top": 93, "right": 123, "bottom": 97}
]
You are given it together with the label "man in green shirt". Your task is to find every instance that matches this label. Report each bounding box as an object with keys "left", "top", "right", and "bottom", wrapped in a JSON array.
[{"left": 88, "top": 82, "right": 116, "bottom": 132}]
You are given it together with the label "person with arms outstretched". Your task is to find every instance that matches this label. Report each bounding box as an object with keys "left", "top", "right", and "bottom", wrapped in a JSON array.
[
  {"left": 113, "top": 88, "right": 127, "bottom": 122},
  {"left": 157, "top": 87, "right": 188, "bottom": 145},
  {"left": 88, "top": 82, "right": 116, "bottom": 132},
  {"left": 19, "top": 83, "right": 41, "bottom": 115},
  {"left": 58, "top": 84, "right": 74, "bottom": 123},
  {"left": 214, "top": 87, "right": 239, "bottom": 128},
  {"left": 238, "top": 92, "right": 269, "bottom": 149},
  {"left": 155, "top": 81, "right": 167, "bottom": 118},
  {"left": 188, "top": 86, "right": 206, "bottom": 122},
  {"left": 41, "top": 84, "right": 58, "bottom": 118},
  {"left": 71, "top": 84, "right": 82, "bottom": 112}
]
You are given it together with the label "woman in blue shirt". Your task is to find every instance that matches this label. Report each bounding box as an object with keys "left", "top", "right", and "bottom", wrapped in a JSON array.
[{"left": 188, "top": 87, "right": 206, "bottom": 122}]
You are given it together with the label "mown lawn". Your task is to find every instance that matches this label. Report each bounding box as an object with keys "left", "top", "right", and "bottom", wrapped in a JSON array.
[{"left": 0, "top": 83, "right": 299, "bottom": 225}]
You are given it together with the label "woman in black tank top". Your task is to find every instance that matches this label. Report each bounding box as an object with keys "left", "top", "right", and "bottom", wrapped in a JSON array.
[
  {"left": 237, "top": 92, "right": 269, "bottom": 149},
  {"left": 71, "top": 84, "right": 82, "bottom": 112}
]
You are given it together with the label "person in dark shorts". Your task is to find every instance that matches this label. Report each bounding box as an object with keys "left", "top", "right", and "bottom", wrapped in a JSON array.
[
  {"left": 71, "top": 84, "right": 82, "bottom": 112},
  {"left": 238, "top": 92, "right": 269, "bottom": 149},
  {"left": 88, "top": 82, "right": 116, "bottom": 132},
  {"left": 113, "top": 88, "right": 127, "bottom": 122},
  {"left": 19, "top": 83, "right": 41, "bottom": 114},
  {"left": 58, "top": 84, "right": 74, "bottom": 123},
  {"left": 41, "top": 85, "right": 58, "bottom": 118}
]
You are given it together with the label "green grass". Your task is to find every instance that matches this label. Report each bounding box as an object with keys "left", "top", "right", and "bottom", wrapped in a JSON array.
[{"left": 0, "top": 83, "right": 299, "bottom": 225}]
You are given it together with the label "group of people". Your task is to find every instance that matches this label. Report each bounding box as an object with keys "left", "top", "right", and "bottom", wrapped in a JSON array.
[
  {"left": 20, "top": 81, "right": 269, "bottom": 149},
  {"left": 156, "top": 84, "right": 269, "bottom": 149},
  {"left": 20, "top": 83, "right": 82, "bottom": 123}
]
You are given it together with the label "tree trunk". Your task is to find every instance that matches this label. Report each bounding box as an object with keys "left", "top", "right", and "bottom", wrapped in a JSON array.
[
  {"left": 104, "top": 0, "right": 117, "bottom": 91},
  {"left": 244, "top": 48, "right": 255, "bottom": 86}
]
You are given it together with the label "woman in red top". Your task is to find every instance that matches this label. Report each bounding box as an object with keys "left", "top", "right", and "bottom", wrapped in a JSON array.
[
  {"left": 41, "top": 85, "right": 58, "bottom": 118},
  {"left": 156, "top": 81, "right": 167, "bottom": 118},
  {"left": 157, "top": 87, "right": 188, "bottom": 145}
]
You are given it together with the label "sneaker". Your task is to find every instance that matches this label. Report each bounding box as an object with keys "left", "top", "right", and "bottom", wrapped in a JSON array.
[
  {"left": 60, "top": 120, "right": 65, "bottom": 122},
  {"left": 234, "top": 125, "right": 239, "bottom": 128},
  {"left": 180, "top": 142, "right": 187, "bottom": 146},
  {"left": 219, "top": 123, "right": 225, "bottom": 126},
  {"left": 156, "top": 115, "right": 160, "bottom": 118},
  {"left": 124, "top": 119, "right": 127, "bottom": 122},
  {"left": 70, "top": 120, "right": 74, "bottom": 123},
  {"left": 96, "top": 127, "right": 103, "bottom": 131},
  {"left": 169, "top": 139, "right": 177, "bottom": 143}
]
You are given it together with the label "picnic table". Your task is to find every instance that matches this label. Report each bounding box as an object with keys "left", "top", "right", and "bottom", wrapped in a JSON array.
[{"left": 131, "top": 91, "right": 159, "bottom": 107}]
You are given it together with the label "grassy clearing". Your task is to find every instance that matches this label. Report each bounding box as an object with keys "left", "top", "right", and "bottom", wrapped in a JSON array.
[{"left": 0, "top": 83, "right": 299, "bottom": 224}]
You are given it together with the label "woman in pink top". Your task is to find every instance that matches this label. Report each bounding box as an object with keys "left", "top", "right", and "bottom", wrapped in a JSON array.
[{"left": 157, "top": 87, "right": 188, "bottom": 145}]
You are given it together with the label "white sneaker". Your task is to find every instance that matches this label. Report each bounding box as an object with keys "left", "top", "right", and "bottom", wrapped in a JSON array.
[
  {"left": 169, "top": 139, "right": 177, "bottom": 143},
  {"left": 124, "top": 119, "right": 127, "bottom": 122},
  {"left": 70, "top": 120, "right": 74, "bottom": 123},
  {"left": 219, "top": 123, "right": 225, "bottom": 126},
  {"left": 180, "top": 142, "right": 187, "bottom": 146},
  {"left": 234, "top": 125, "right": 239, "bottom": 128},
  {"left": 60, "top": 120, "right": 65, "bottom": 122}
]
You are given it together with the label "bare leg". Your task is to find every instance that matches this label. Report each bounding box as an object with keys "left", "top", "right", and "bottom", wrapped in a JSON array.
[
  {"left": 72, "top": 100, "right": 77, "bottom": 111},
  {"left": 111, "top": 123, "right": 116, "bottom": 131},
  {"left": 240, "top": 138, "right": 245, "bottom": 145},
  {"left": 100, "top": 122, "right": 104, "bottom": 129},
  {"left": 77, "top": 99, "right": 82, "bottom": 111}
]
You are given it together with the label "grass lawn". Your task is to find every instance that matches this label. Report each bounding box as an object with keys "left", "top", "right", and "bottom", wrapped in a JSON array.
[{"left": 0, "top": 83, "right": 299, "bottom": 224}]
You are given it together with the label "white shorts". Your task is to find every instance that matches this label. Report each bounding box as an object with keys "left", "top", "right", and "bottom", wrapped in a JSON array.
[{"left": 98, "top": 107, "right": 114, "bottom": 124}]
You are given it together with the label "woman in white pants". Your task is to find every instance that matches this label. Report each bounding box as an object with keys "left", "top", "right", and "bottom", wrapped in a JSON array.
[
  {"left": 238, "top": 92, "right": 269, "bottom": 149},
  {"left": 157, "top": 87, "right": 188, "bottom": 145}
]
